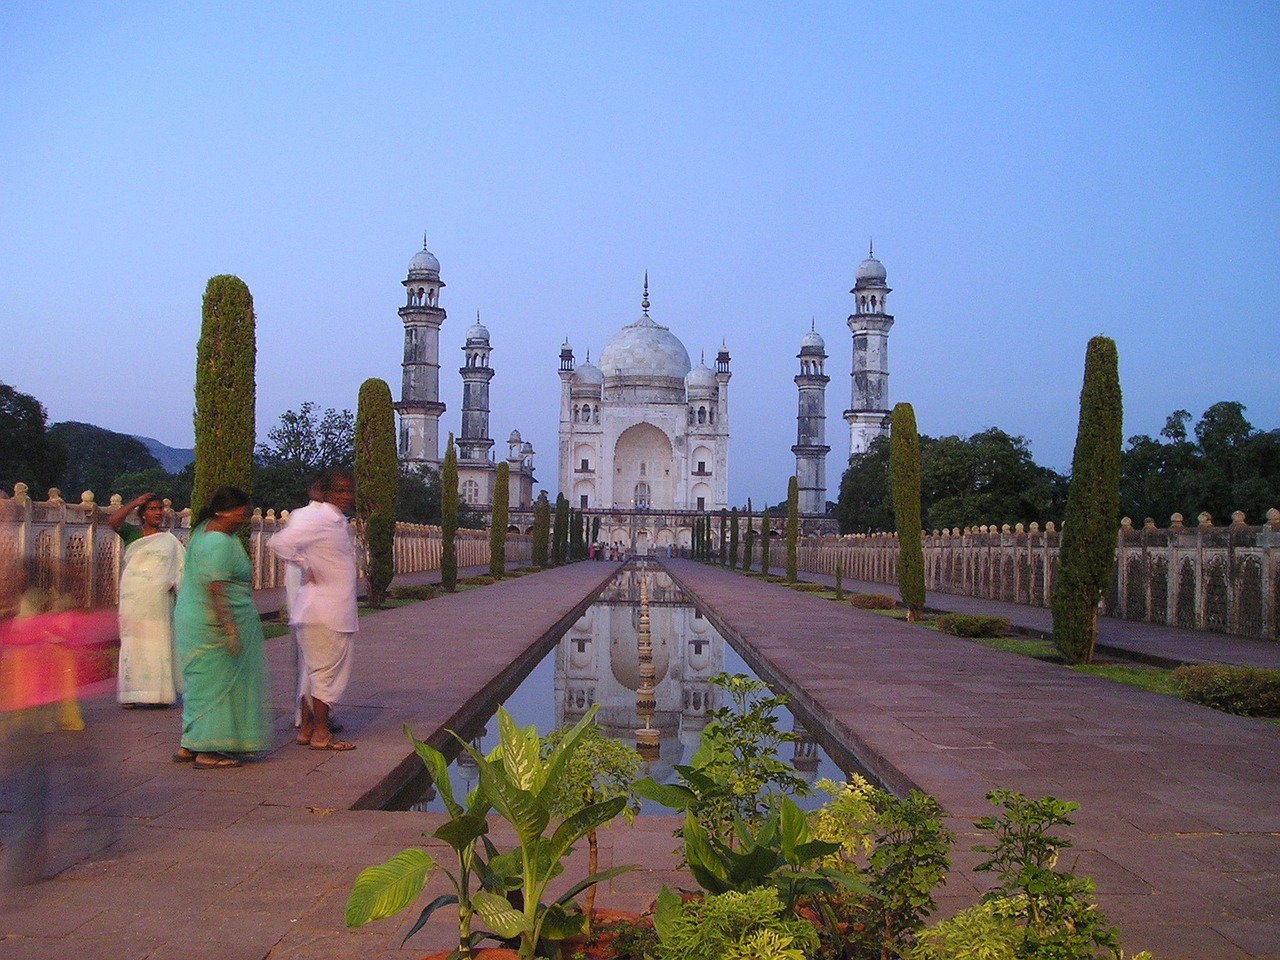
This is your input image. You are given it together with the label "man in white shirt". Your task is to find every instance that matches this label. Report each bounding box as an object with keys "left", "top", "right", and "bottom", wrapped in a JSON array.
[{"left": 268, "top": 468, "right": 358, "bottom": 750}]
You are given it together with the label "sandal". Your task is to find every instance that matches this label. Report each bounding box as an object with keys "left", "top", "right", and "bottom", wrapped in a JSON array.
[
  {"left": 309, "top": 738, "right": 356, "bottom": 752},
  {"left": 172, "top": 748, "right": 196, "bottom": 763},
  {"left": 193, "top": 753, "right": 242, "bottom": 769}
]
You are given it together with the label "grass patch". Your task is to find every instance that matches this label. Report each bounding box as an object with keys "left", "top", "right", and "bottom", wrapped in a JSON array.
[
  {"left": 263, "top": 622, "right": 291, "bottom": 640},
  {"left": 971, "top": 635, "right": 1061, "bottom": 659},
  {"left": 1073, "top": 663, "right": 1180, "bottom": 697}
]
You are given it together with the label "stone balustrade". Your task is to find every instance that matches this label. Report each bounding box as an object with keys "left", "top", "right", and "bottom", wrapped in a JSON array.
[
  {"left": 798, "top": 508, "right": 1280, "bottom": 641},
  {"left": 0, "top": 482, "right": 531, "bottom": 607}
]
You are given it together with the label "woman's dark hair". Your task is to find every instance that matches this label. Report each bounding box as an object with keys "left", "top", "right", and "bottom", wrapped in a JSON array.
[
  {"left": 193, "top": 486, "right": 251, "bottom": 527},
  {"left": 134, "top": 493, "right": 164, "bottom": 521}
]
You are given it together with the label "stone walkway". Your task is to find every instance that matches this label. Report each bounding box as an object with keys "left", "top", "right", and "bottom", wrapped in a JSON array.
[
  {"left": 2, "top": 558, "right": 1277, "bottom": 959},
  {"left": 665, "top": 559, "right": 1280, "bottom": 960}
]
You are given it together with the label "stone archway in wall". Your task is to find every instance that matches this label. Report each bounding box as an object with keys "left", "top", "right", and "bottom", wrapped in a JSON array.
[{"left": 613, "top": 422, "right": 674, "bottom": 509}]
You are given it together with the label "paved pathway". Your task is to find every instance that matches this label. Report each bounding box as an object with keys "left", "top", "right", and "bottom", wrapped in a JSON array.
[{"left": 665, "top": 559, "right": 1280, "bottom": 960}]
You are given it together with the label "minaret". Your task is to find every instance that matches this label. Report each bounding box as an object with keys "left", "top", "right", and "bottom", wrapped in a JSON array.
[
  {"left": 792, "top": 322, "right": 830, "bottom": 513},
  {"left": 713, "top": 340, "right": 731, "bottom": 509},
  {"left": 458, "top": 312, "right": 494, "bottom": 463},
  {"left": 844, "top": 242, "right": 894, "bottom": 456},
  {"left": 395, "top": 236, "right": 447, "bottom": 470}
]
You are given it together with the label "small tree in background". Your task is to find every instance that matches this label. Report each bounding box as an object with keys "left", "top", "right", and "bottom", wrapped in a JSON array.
[
  {"left": 719, "top": 508, "right": 728, "bottom": 565},
  {"left": 355, "top": 378, "right": 398, "bottom": 608},
  {"left": 704, "top": 513, "right": 713, "bottom": 561},
  {"left": 568, "top": 508, "right": 582, "bottom": 560},
  {"left": 695, "top": 516, "right": 704, "bottom": 560},
  {"left": 742, "top": 499, "right": 755, "bottom": 572},
  {"left": 440, "top": 434, "right": 459, "bottom": 591},
  {"left": 785, "top": 476, "right": 800, "bottom": 582},
  {"left": 193, "top": 275, "right": 255, "bottom": 515},
  {"left": 891, "top": 402, "right": 926, "bottom": 621},
  {"left": 591, "top": 515, "right": 600, "bottom": 544},
  {"left": 489, "top": 461, "right": 510, "bottom": 579},
  {"left": 531, "top": 491, "right": 550, "bottom": 568},
  {"left": 761, "top": 508, "right": 772, "bottom": 575},
  {"left": 835, "top": 557, "right": 844, "bottom": 600},
  {"left": 729, "top": 506, "right": 740, "bottom": 570},
  {"left": 1053, "top": 337, "right": 1123, "bottom": 664},
  {"left": 552, "top": 493, "right": 569, "bottom": 566}
]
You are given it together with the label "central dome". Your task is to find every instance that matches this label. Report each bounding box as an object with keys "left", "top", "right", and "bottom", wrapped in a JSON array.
[{"left": 599, "top": 313, "right": 692, "bottom": 383}]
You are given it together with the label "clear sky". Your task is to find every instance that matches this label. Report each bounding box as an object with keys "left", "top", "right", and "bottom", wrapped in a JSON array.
[{"left": 2, "top": 2, "right": 1277, "bottom": 508}]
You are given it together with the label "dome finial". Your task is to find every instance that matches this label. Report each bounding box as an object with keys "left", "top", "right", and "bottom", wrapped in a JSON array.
[
  {"left": 868, "top": 238, "right": 874, "bottom": 258},
  {"left": 811, "top": 316, "right": 816, "bottom": 331},
  {"left": 642, "top": 271, "right": 650, "bottom": 314},
  {"left": 423, "top": 232, "right": 429, "bottom": 251}
]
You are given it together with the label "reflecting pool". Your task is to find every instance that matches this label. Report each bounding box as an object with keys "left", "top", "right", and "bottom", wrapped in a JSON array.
[{"left": 408, "top": 560, "right": 846, "bottom": 812}]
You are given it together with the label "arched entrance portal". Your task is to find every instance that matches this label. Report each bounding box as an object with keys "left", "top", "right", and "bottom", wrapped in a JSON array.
[{"left": 614, "top": 423, "right": 674, "bottom": 509}]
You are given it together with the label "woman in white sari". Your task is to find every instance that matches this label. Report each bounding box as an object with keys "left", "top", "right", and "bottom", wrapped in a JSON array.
[{"left": 109, "top": 493, "right": 185, "bottom": 707}]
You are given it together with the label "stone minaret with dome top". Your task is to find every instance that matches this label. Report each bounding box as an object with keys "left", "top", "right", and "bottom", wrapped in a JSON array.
[
  {"left": 793, "top": 323, "right": 830, "bottom": 513},
  {"left": 456, "top": 313, "right": 496, "bottom": 508},
  {"left": 844, "top": 243, "right": 895, "bottom": 456},
  {"left": 395, "top": 237, "right": 447, "bottom": 470}
]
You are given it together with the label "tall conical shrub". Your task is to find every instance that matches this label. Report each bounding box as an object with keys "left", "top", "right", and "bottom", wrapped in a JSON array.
[
  {"left": 785, "top": 476, "right": 799, "bottom": 583},
  {"left": 440, "top": 434, "right": 458, "bottom": 591},
  {"left": 489, "top": 461, "right": 509, "bottom": 578},
  {"left": 531, "top": 491, "right": 550, "bottom": 568},
  {"left": 742, "top": 499, "right": 754, "bottom": 572},
  {"left": 193, "top": 275, "right": 255, "bottom": 515},
  {"left": 355, "top": 378, "right": 398, "bottom": 607},
  {"left": 552, "top": 493, "right": 568, "bottom": 567},
  {"left": 729, "top": 506, "right": 740, "bottom": 570},
  {"left": 890, "top": 402, "right": 926, "bottom": 621},
  {"left": 719, "top": 508, "right": 728, "bottom": 565},
  {"left": 1052, "top": 337, "right": 1123, "bottom": 664}
]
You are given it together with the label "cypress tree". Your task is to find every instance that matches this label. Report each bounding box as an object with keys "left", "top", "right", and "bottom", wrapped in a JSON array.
[
  {"left": 704, "top": 513, "right": 713, "bottom": 561},
  {"left": 552, "top": 493, "right": 569, "bottom": 567},
  {"left": 835, "top": 557, "right": 844, "bottom": 600},
  {"left": 591, "top": 515, "right": 600, "bottom": 544},
  {"left": 761, "top": 508, "right": 772, "bottom": 575},
  {"left": 440, "top": 434, "right": 458, "bottom": 591},
  {"left": 531, "top": 491, "right": 550, "bottom": 568},
  {"left": 785, "top": 476, "right": 800, "bottom": 583},
  {"left": 569, "top": 508, "right": 582, "bottom": 560},
  {"left": 1052, "top": 336, "right": 1123, "bottom": 664},
  {"left": 718, "top": 508, "right": 728, "bottom": 565},
  {"left": 193, "top": 275, "right": 255, "bottom": 516},
  {"left": 693, "top": 517, "right": 702, "bottom": 560},
  {"left": 729, "top": 506, "right": 740, "bottom": 570},
  {"left": 489, "top": 461, "right": 510, "bottom": 578},
  {"left": 890, "top": 402, "right": 926, "bottom": 621},
  {"left": 355, "top": 378, "right": 398, "bottom": 608},
  {"left": 742, "top": 499, "right": 754, "bottom": 572}
]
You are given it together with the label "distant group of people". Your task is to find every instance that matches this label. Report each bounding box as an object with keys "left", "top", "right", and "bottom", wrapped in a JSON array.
[
  {"left": 588, "top": 540, "right": 627, "bottom": 561},
  {"left": 107, "top": 469, "right": 359, "bottom": 771}
]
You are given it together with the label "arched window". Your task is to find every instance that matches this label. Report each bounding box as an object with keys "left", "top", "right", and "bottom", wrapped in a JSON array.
[
  {"left": 461, "top": 479, "right": 480, "bottom": 505},
  {"left": 698, "top": 407, "right": 706, "bottom": 424},
  {"left": 688, "top": 408, "right": 695, "bottom": 424}
]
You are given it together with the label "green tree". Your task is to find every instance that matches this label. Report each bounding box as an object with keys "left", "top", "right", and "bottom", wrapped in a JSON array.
[
  {"left": 760, "top": 508, "right": 772, "bottom": 575},
  {"left": 489, "top": 461, "right": 510, "bottom": 578},
  {"left": 397, "top": 464, "right": 441, "bottom": 524},
  {"left": 785, "top": 476, "right": 799, "bottom": 583},
  {"left": 729, "top": 506, "right": 740, "bottom": 570},
  {"left": 890, "top": 402, "right": 926, "bottom": 621},
  {"left": 355, "top": 379, "right": 398, "bottom": 608},
  {"left": 836, "top": 435, "right": 893, "bottom": 534},
  {"left": 922, "top": 428, "right": 1066, "bottom": 532},
  {"left": 570, "top": 508, "right": 585, "bottom": 561},
  {"left": 552, "top": 493, "right": 569, "bottom": 567},
  {"left": 440, "top": 434, "right": 459, "bottom": 592},
  {"left": 48, "top": 421, "right": 160, "bottom": 500},
  {"left": 253, "top": 401, "right": 355, "bottom": 512},
  {"left": 591, "top": 515, "right": 600, "bottom": 543},
  {"left": 718, "top": 508, "right": 728, "bottom": 565},
  {"left": 111, "top": 464, "right": 193, "bottom": 510},
  {"left": 531, "top": 490, "right": 551, "bottom": 568},
  {"left": 192, "top": 275, "right": 256, "bottom": 514},
  {"left": 1052, "top": 337, "right": 1123, "bottom": 664},
  {"left": 741, "top": 499, "right": 754, "bottom": 572},
  {"left": 0, "top": 382, "right": 69, "bottom": 495}
]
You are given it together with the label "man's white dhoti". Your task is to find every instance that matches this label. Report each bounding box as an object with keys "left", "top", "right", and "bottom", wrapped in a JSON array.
[{"left": 298, "top": 623, "right": 353, "bottom": 706}]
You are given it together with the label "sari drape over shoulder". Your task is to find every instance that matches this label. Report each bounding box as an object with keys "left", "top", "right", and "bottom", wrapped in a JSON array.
[
  {"left": 174, "top": 526, "right": 269, "bottom": 753},
  {"left": 117, "top": 531, "right": 184, "bottom": 704}
]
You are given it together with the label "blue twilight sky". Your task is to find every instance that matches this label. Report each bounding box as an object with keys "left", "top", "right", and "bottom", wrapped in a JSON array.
[{"left": 2, "top": 2, "right": 1277, "bottom": 508}]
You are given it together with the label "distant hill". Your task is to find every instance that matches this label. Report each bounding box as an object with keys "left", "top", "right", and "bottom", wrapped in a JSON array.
[{"left": 134, "top": 436, "right": 194, "bottom": 473}]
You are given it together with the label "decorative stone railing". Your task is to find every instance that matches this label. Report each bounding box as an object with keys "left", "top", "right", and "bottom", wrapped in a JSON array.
[
  {"left": 798, "top": 508, "right": 1280, "bottom": 641},
  {"left": 0, "top": 483, "right": 531, "bottom": 607}
]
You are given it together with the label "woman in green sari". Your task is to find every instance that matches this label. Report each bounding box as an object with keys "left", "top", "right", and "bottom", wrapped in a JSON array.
[{"left": 173, "top": 487, "right": 269, "bottom": 769}]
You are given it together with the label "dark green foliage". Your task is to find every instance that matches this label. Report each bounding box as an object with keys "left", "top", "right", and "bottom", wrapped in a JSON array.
[
  {"left": 974, "top": 790, "right": 1120, "bottom": 959},
  {"left": 937, "top": 614, "right": 1011, "bottom": 637},
  {"left": 848, "top": 592, "right": 897, "bottom": 610},
  {"left": 836, "top": 435, "right": 894, "bottom": 534},
  {"left": 193, "top": 275, "right": 256, "bottom": 514},
  {"left": 785, "top": 477, "right": 799, "bottom": 583},
  {"left": 570, "top": 508, "right": 586, "bottom": 561},
  {"left": 48, "top": 421, "right": 160, "bottom": 500},
  {"left": 729, "top": 506, "right": 740, "bottom": 570},
  {"left": 891, "top": 403, "right": 927, "bottom": 620},
  {"left": 1173, "top": 664, "right": 1280, "bottom": 716},
  {"left": 531, "top": 491, "right": 550, "bottom": 568},
  {"left": 397, "top": 464, "right": 441, "bottom": 524},
  {"left": 1053, "top": 337, "right": 1123, "bottom": 664},
  {"left": 440, "top": 434, "right": 458, "bottom": 592},
  {"left": 111, "top": 464, "right": 193, "bottom": 510},
  {"left": 591, "top": 515, "right": 600, "bottom": 543},
  {"left": 356, "top": 379, "right": 398, "bottom": 608},
  {"left": 760, "top": 508, "right": 772, "bottom": 575},
  {"left": 742, "top": 499, "right": 754, "bottom": 572},
  {"left": 489, "top": 461, "right": 509, "bottom": 578},
  {"left": 834, "top": 557, "right": 843, "bottom": 600},
  {"left": 552, "top": 493, "right": 568, "bottom": 566},
  {"left": 254, "top": 401, "right": 355, "bottom": 512},
  {"left": 718, "top": 508, "right": 728, "bottom": 565},
  {"left": 0, "top": 382, "right": 69, "bottom": 495},
  {"left": 389, "top": 584, "right": 437, "bottom": 602}
]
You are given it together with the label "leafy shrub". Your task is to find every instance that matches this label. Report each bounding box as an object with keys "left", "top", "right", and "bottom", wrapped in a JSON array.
[
  {"left": 653, "top": 887, "right": 819, "bottom": 960},
  {"left": 457, "top": 574, "right": 497, "bottom": 586},
  {"left": 388, "top": 584, "right": 437, "bottom": 602},
  {"left": 848, "top": 592, "right": 897, "bottom": 610},
  {"left": 788, "top": 581, "right": 828, "bottom": 593},
  {"left": 937, "top": 614, "right": 1011, "bottom": 638},
  {"left": 910, "top": 897, "right": 1022, "bottom": 960},
  {"left": 1173, "top": 664, "right": 1280, "bottom": 716}
]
